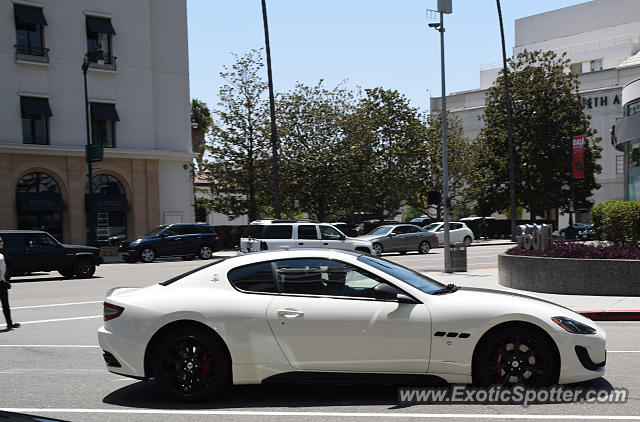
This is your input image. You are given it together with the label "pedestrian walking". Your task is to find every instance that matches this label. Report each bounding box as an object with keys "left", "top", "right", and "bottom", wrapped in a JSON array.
[
  {"left": 479, "top": 217, "right": 489, "bottom": 240},
  {"left": 0, "top": 236, "right": 20, "bottom": 330}
]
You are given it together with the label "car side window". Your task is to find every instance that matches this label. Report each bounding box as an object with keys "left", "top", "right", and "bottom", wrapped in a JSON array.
[
  {"left": 298, "top": 225, "right": 318, "bottom": 240},
  {"left": 24, "top": 235, "right": 37, "bottom": 248},
  {"left": 228, "top": 262, "right": 277, "bottom": 293},
  {"left": 405, "top": 226, "right": 420, "bottom": 233},
  {"left": 274, "top": 258, "right": 388, "bottom": 299},
  {"left": 262, "top": 225, "right": 293, "bottom": 239},
  {"left": 319, "top": 225, "right": 342, "bottom": 240},
  {"left": 37, "top": 234, "right": 56, "bottom": 246},
  {"left": 393, "top": 226, "right": 409, "bottom": 234},
  {"left": 162, "top": 228, "right": 178, "bottom": 236},
  {"left": 451, "top": 223, "right": 462, "bottom": 230}
]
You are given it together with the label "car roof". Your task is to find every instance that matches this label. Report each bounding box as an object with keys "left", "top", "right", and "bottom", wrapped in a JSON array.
[
  {"left": 249, "top": 219, "right": 320, "bottom": 224},
  {"left": 0, "top": 230, "right": 48, "bottom": 234}
]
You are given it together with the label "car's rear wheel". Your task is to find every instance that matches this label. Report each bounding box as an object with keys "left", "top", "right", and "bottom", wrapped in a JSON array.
[
  {"left": 418, "top": 241, "right": 430, "bottom": 254},
  {"left": 73, "top": 259, "right": 95, "bottom": 278},
  {"left": 152, "top": 327, "right": 229, "bottom": 402},
  {"left": 141, "top": 248, "right": 156, "bottom": 263},
  {"left": 474, "top": 326, "right": 556, "bottom": 387},
  {"left": 464, "top": 236, "right": 472, "bottom": 247},
  {"left": 199, "top": 245, "right": 213, "bottom": 260},
  {"left": 372, "top": 243, "right": 383, "bottom": 256}
]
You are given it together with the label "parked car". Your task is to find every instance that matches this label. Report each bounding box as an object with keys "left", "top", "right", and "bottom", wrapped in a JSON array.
[
  {"left": 239, "top": 219, "right": 374, "bottom": 254},
  {"left": 423, "top": 222, "right": 475, "bottom": 246},
  {"left": 357, "top": 224, "right": 438, "bottom": 255},
  {"left": 408, "top": 217, "right": 433, "bottom": 226},
  {"left": 0, "top": 230, "right": 102, "bottom": 280},
  {"left": 354, "top": 219, "right": 399, "bottom": 236},
  {"left": 118, "top": 223, "right": 219, "bottom": 263},
  {"left": 559, "top": 223, "right": 595, "bottom": 240},
  {"left": 99, "top": 248, "right": 606, "bottom": 402}
]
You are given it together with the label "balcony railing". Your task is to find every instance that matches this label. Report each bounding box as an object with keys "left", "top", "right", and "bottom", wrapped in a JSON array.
[
  {"left": 88, "top": 55, "right": 117, "bottom": 72},
  {"left": 15, "top": 45, "right": 49, "bottom": 64}
]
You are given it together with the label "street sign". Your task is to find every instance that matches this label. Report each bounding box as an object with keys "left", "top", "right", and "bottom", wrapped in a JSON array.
[{"left": 85, "top": 144, "right": 103, "bottom": 163}]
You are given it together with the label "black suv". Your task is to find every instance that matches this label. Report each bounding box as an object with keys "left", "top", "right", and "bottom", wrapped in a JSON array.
[
  {"left": 0, "top": 230, "right": 103, "bottom": 280},
  {"left": 118, "top": 223, "right": 220, "bottom": 263}
]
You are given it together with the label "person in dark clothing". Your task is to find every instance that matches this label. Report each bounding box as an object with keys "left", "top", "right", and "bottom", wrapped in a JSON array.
[
  {"left": 0, "top": 237, "right": 20, "bottom": 330},
  {"left": 479, "top": 218, "right": 489, "bottom": 240}
]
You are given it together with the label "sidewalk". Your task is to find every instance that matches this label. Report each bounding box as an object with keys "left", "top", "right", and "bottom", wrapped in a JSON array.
[{"left": 428, "top": 268, "right": 640, "bottom": 321}]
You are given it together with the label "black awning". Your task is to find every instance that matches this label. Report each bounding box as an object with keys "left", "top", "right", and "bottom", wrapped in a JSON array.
[
  {"left": 86, "top": 16, "right": 116, "bottom": 35},
  {"left": 16, "top": 192, "right": 64, "bottom": 212},
  {"left": 91, "top": 103, "right": 119, "bottom": 121},
  {"left": 14, "top": 4, "right": 47, "bottom": 26},
  {"left": 21, "top": 97, "right": 52, "bottom": 117},
  {"left": 86, "top": 194, "right": 129, "bottom": 212}
]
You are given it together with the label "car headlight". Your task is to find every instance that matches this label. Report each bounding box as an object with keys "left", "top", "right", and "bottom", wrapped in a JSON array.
[
  {"left": 131, "top": 239, "right": 142, "bottom": 246},
  {"left": 551, "top": 316, "right": 596, "bottom": 334}
]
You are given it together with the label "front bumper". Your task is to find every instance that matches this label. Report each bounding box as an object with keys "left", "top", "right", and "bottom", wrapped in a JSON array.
[{"left": 552, "top": 327, "right": 606, "bottom": 384}]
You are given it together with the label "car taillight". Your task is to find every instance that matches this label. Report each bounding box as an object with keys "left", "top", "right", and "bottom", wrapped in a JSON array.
[
  {"left": 99, "top": 250, "right": 103, "bottom": 258},
  {"left": 103, "top": 302, "right": 124, "bottom": 321},
  {"left": 260, "top": 241, "right": 268, "bottom": 250},
  {"left": 214, "top": 235, "right": 220, "bottom": 241},
  {"left": 434, "top": 233, "right": 438, "bottom": 239}
]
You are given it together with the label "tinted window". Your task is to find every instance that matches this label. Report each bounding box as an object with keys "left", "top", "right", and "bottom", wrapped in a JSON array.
[
  {"left": 171, "top": 226, "right": 190, "bottom": 235},
  {"left": 358, "top": 255, "right": 444, "bottom": 294},
  {"left": 244, "top": 224, "right": 264, "bottom": 238},
  {"left": 368, "top": 226, "right": 392, "bottom": 235},
  {"left": 0, "top": 233, "right": 23, "bottom": 249},
  {"left": 199, "top": 225, "right": 215, "bottom": 233},
  {"left": 319, "top": 225, "right": 343, "bottom": 240},
  {"left": 393, "top": 226, "right": 409, "bottom": 234},
  {"left": 228, "top": 262, "right": 277, "bottom": 293},
  {"left": 298, "top": 225, "right": 318, "bottom": 240},
  {"left": 275, "top": 258, "right": 387, "bottom": 299},
  {"left": 405, "top": 226, "right": 421, "bottom": 233},
  {"left": 450, "top": 223, "right": 462, "bottom": 230},
  {"left": 262, "top": 225, "right": 293, "bottom": 239},
  {"left": 423, "top": 223, "right": 440, "bottom": 232},
  {"left": 146, "top": 225, "right": 167, "bottom": 237}
]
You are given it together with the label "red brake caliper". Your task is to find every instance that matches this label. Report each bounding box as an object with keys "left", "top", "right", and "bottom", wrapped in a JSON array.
[
  {"left": 495, "top": 353, "right": 503, "bottom": 376},
  {"left": 201, "top": 353, "right": 212, "bottom": 376}
]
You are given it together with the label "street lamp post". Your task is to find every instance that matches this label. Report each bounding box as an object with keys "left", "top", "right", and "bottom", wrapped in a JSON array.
[
  {"left": 428, "top": 0, "right": 452, "bottom": 273},
  {"left": 82, "top": 48, "right": 104, "bottom": 246}
]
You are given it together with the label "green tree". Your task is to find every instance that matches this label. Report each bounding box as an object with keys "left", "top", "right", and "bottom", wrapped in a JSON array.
[
  {"left": 200, "top": 49, "right": 271, "bottom": 221},
  {"left": 467, "top": 50, "right": 602, "bottom": 219},
  {"left": 344, "top": 88, "right": 427, "bottom": 220},
  {"left": 406, "top": 110, "right": 472, "bottom": 219},
  {"left": 277, "top": 81, "right": 355, "bottom": 221}
]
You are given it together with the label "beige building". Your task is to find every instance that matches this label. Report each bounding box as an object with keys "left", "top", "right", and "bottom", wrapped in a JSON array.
[{"left": 1, "top": 0, "right": 194, "bottom": 246}]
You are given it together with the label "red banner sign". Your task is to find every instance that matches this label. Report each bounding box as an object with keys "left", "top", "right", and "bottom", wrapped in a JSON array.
[{"left": 572, "top": 135, "right": 585, "bottom": 179}]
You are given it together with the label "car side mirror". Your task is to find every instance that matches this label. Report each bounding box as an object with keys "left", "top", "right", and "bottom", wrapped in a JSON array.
[
  {"left": 389, "top": 232, "right": 396, "bottom": 237},
  {"left": 373, "top": 283, "right": 417, "bottom": 303}
]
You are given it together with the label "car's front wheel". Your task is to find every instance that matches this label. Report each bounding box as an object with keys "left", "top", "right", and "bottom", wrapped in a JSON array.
[
  {"left": 140, "top": 248, "right": 156, "bottom": 263},
  {"left": 464, "top": 236, "right": 472, "bottom": 247},
  {"left": 73, "top": 259, "right": 95, "bottom": 278},
  {"left": 474, "top": 325, "right": 557, "bottom": 387},
  {"left": 152, "top": 327, "right": 229, "bottom": 402},
  {"left": 372, "top": 243, "right": 383, "bottom": 256},
  {"left": 199, "top": 244, "right": 213, "bottom": 260}
]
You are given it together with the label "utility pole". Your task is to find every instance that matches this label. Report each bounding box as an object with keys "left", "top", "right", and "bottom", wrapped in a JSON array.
[
  {"left": 428, "top": 0, "right": 452, "bottom": 273},
  {"left": 261, "top": 0, "right": 281, "bottom": 218},
  {"left": 496, "top": 0, "right": 517, "bottom": 241}
]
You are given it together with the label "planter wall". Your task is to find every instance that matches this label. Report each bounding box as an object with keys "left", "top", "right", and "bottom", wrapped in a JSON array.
[{"left": 498, "top": 253, "right": 640, "bottom": 296}]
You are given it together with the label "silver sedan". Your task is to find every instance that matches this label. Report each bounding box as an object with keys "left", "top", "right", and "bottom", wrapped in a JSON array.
[{"left": 358, "top": 224, "right": 438, "bottom": 255}]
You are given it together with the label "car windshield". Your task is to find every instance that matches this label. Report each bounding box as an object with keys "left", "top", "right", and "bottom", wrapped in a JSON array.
[
  {"left": 145, "top": 225, "right": 168, "bottom": 237},
  {"left": 423, "top": 223, "right": 440, "bottom": 231},
  {"left": 358, "top": 255, "right": 444, "bottom": 294},
  {"left": 367, "top": 226, "right": 393, "bottom": 235}
]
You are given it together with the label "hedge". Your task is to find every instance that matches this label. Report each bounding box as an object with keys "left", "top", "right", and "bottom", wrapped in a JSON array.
[{"left": 591, "top": 200, "right": 640, "bottom": 246}]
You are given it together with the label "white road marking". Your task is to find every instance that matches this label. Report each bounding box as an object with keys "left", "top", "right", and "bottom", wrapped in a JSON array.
[
  {"left": 5, "top": 315, "right": 102, "bottom": 326},
  {"left": 609, "top": 350, "right": 640, "bottom": 353},
  {"left": 13, "top": 300, "right": 102, "bottom": 310},
  {"left": 1, "top": 409, "right": 639, "bottom": 419},
  {"left": 0, "top": 345, "right": 99, "bottom": 348}
]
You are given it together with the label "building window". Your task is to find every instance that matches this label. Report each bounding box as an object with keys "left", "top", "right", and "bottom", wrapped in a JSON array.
[
  {"left": 590, "top": 59, "right": 603, "bottom": 72},
  {"left": 626, "top": 99, "right": 640, "bottom": 117},
  {"left": 14, "top": 5, "right": 47, "bottom": 57},
  {"left": 20, "top": 97, "right": 52, "bottom": 145},
  {"left": 90, "top": 103, "right": 119, "bottom": 148},
  {"left": 616, "top": 155, "right": 625, "bottom": 174},
  {"left": 16, "top": 172, "right": 64, "bottom": 242},
  {"left": 86, "top": 16, "right": 116, "bottom": 68},
  {"left": 85, "top": 174, "right": 129, "bottom": 246},
  {"left": 570, "top": 62, "right": 582, "bottom": 74}
]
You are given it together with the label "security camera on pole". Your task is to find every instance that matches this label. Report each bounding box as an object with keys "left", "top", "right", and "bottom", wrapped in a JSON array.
[{"left": 428, "top": 0, "right": 452, "bottom": 273}]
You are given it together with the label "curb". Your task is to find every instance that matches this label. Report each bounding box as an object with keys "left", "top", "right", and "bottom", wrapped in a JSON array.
[{"left": 577, "top": 310, "right": 640, "bottom": 321}]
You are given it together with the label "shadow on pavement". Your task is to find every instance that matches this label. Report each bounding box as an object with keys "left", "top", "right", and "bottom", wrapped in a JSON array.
[
  {"left": 9, "top": 273, "right": 101, "bottom": 283},
  {"left": 102, "top": 377, "right": 613, "bottom": 409}
]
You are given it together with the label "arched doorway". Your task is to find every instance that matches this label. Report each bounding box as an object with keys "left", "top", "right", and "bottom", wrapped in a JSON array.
[
  {"left": 15, "top": 172, "right": 65, "bottom": 241},
  {"left": 85, "top": 174, "right": 129, "bottom": 246}
]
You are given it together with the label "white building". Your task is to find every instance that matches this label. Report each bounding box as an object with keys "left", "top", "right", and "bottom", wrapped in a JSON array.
[
  {"left": 0, "top": 0, "right": 194, "bottom": 246},
  {"left": 432, "top": 0, "right": 640, "bottom": 225}
]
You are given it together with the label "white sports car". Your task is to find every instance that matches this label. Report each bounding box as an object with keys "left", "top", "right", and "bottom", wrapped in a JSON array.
[{"left": 98, "top": 249, "right": 606, "bottom": 401}]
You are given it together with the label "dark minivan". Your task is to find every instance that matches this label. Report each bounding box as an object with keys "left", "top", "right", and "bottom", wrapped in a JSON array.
[
  {"left": 118, "top": 223, "right": 219, "bottom": 263},
  {"left": 0, "top": 230, "right": 103, "bottom": 280}
]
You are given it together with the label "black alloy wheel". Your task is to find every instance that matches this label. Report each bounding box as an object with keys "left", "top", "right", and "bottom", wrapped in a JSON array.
[
  {"left": 475, "top": 327, "right": 556, "bottom": 387},
  {"left": 199, "top": 245, "right": 213, "bottom": 260},
  {"left": 153, "top": 328, "right": 228, "bottom": 402},
  {"left": 73, "top": 259, "right": 95, "bottom": 278},
  {"left": 418, "top": 241, "right": 431, "bottom": 254}
]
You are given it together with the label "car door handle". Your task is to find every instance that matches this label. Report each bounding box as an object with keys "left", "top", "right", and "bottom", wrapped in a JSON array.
[
  {"left": 277, "top": 309, "right": 304, "bottom": 319},
  {"left": 298, "top": 242, "right": 304, "bottom": 245},
  {"left": 323, "top": 242, "right": 329, "bottom": 245}
]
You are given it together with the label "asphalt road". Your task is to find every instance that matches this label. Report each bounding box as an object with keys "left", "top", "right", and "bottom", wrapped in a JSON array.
[{"left": 1, "top": 251, "right": 639, "bottom": 422}]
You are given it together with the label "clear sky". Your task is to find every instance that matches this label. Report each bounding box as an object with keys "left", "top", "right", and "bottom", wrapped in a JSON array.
[{"left": 187, "top": 0, "right": 588, "bottom": 114}]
